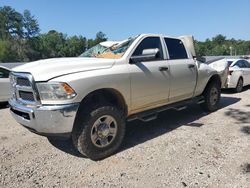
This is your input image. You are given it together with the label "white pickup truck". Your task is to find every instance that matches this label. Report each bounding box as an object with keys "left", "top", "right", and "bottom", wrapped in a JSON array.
[{"left": 9, "top": 34, "right": 222, "bottom": 160}]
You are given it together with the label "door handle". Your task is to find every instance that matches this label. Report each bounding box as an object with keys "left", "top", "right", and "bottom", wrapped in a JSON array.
[
  {"left": 188, "top": 64, "right": 195, "bottom": 68},
  {"left": 159, "top": 66, "right": 169, "bottom": 71}
]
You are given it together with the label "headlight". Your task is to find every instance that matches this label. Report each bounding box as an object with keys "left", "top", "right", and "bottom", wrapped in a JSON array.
[{"left": 36, "top": 82, "right": 77, "bottom": 101}]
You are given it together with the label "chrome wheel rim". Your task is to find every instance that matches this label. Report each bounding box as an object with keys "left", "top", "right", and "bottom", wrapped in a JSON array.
[
  {"left": 91, "top": 115, "right": 117, "bottom": 148},
  {"left": 210, "top": 87, "right": 219, "bottom": 106}
]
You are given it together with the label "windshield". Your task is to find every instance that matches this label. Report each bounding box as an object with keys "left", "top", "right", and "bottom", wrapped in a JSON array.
[{"left": 80, "top": 37, "right": 136, "bottom": 59}]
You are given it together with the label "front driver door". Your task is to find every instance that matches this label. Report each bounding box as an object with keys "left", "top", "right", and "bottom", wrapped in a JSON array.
[{"left": 129, "top": 37, "right": 170, "bottom": 111}]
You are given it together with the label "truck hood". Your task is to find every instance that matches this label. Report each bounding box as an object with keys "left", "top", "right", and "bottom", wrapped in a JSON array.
[{"left": 12, "top": 57, "right": 115, "bottom": 81}]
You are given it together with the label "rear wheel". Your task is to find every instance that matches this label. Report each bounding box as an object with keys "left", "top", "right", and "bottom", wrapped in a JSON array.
[
  {"left": 72, "top": 104, "right": 126, "bottom": 160},
  {"left": 235, "top": 78, "right": 243, "bottom": 93},
  {"left": 201, "top": 81, "right": 221, "bottom": 112}
]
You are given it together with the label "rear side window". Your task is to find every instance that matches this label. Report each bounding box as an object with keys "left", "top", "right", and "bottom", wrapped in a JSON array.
[
  {"left": 243, "top": 60, "right": 250, "bottom": 68},
  {"left": 234, "top": 60, "right": 246, "bottom": 68},
  {"left": 164, "top": 38, "right": 188, "bottom": 60},
  {"left": 0, "top": 68, "right": 10, "bottom": 78},
  {"left": 132, "top": 37, "right": 163, "bottom": 60}
]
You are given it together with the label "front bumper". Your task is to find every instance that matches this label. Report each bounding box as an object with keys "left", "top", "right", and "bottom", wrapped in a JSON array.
[{"left": 9, "top": 99, "right": 79, "bottom": 138}]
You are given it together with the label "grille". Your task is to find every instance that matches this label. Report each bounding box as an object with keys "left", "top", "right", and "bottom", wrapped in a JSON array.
[
  {"left": 16, "top": 77, "right": 31, "bottom": 86},
  {"left": 19, "top": 91, "right": 35, "bottom": 101},
  {"left": 11, "top": 72, "right": 38, "bottom": 105}
]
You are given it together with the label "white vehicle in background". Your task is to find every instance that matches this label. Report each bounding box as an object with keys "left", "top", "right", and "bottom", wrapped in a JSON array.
[
  {"left": 0, "top": 66, "right": 11, "bottom": 102},
  {"left": 208, "top": 58, "right": 250, "bottom": 92},
  {"left": 0, "top": 63, "right": 24, "bottom": 103},
  {"left": 226, "top": 59, "right": 250, "bottom": 92}
]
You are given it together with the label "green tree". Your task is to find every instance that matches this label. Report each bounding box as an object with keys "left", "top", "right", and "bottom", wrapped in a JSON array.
[
  {"left": 194, "top": 34, "right": 250, "bottom": 57},
  {"left": 64, "top": 35, "right": 87, "bottom": 57},
  {"left": 25, "top": 36, "right": 43, "bottom": 61},
  {"left": 0, "top": 40, "right": 18, "bottom": 62},
  {"left": 95, "top": 31, "right": 107, "bottom": 44},
  {"left": 23, "top": 10, "right": 40, "bottom": 38},
  {"left": 86, "top": 31, "right": 107, "bottom": 49},
  {"left": 0, "top": 6, "right": 24, "bottom": 39},
  {"left": 212, "top": 34, "right": 226, "bottom": 45},
  {"left": 38, "top": 30, "right": 67, "bottom": 58}
]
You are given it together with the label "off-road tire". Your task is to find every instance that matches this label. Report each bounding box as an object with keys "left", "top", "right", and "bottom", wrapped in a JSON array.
[
  {"left": 72, "top": 104, "right": 126, "bottom": 160},
  {"left": 201, "top": 81, "right": 221, "bottom": 112}
]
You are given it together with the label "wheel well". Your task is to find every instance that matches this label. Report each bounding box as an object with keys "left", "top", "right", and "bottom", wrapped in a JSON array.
[
  {"left": 78, "top": 89, "right": 127, "bottom": 116},
  {"left": 203, "top": 74, "right": 221, "bottom": 94},
  {"left": 239, "top": 76, "right": 243, "bottom": 82}
]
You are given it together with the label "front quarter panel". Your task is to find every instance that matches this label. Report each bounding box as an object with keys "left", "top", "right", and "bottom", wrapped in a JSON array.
[{"left": 49, "top": 61, "right": 131, "bottom": 113}]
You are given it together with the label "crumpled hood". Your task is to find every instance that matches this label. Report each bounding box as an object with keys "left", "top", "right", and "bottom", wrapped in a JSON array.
[{"left": 12, "top": 57, "right": 115, "bottom": 81}]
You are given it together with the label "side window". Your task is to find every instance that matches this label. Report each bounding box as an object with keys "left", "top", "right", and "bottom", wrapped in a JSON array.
[
  {"left": 164, "top": 38, "right": 188, "bottom": 60},
  {"left": 235, "top": 60, "right": 245, "bottom": 68},
  {"left": 0, "top": 68, "right": 10, "bottom": 78},
  {"left": 132, "top": 37, "right": 163, "bottom": 60},
  {"left": 243, "top": 60, "right": 250, "bottom": 68}
]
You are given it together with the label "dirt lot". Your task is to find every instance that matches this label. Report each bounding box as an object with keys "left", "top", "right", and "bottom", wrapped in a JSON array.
[{"left": 0, "top": 88, "right": 249, "bottom": 188}]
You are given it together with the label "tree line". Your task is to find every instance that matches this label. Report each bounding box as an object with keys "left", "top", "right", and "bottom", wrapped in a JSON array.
[
  {"left": 195, "top": 35, "right": 250, "bottom": 57},
  {"left": 0, "top": 6, "right": 107, "bottom": 62},
  {"left": 0, "top": 6, "right": 250, "bottom": 63}
]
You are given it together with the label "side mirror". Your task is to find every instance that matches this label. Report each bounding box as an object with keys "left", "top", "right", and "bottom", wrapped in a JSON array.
[
  {"left": 130, "top": 48, "right": 159, "bottom": 64},
  {"left": 142, "top": 48, "right": 159, "bottom": 56}
]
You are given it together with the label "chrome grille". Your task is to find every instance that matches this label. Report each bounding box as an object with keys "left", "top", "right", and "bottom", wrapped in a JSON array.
[
  {"left": 19, "top": 91, "right": 35, "bottom": 101},
  {"left": 16, "top": 77, "right": 31, "bottom": 86},
  {"left": 10, "top": 72, "right": 39, "bottom": 105}
]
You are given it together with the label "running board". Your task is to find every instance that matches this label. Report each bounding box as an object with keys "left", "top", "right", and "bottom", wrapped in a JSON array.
[
  {"left": 173, "top": 106, "right": 187, "bottom": 111},
  {"left": 138, "top": 113, "right": 158, "bottom": 122},
  {"left": 127, "top": 96, "right": 204, "bottom": 122}
]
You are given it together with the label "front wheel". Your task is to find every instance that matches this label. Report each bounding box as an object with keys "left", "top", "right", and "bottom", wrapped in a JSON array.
[
  {"left": 72, "top": 104, "right": 126, "bottom": 160},
  {"left": 201, "top": 81, "right": 221, "bottom": 112}
]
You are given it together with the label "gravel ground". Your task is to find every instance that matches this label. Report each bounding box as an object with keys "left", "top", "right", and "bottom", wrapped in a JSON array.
[{"left": 0, "top": 88, "right": 249, "bottom": 188}]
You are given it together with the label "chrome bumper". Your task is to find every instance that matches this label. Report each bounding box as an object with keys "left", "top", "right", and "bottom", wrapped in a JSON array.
[{"left": 9, "top": 99, "right": 79, "bottom": 138}]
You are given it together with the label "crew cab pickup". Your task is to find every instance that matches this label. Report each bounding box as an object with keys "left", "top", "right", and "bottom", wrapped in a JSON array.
[{"left": 9, "top": 34, "right": 221, "bottom": 160}]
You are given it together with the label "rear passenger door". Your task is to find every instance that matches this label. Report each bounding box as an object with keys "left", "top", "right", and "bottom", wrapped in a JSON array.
[
  {"left": 236, "top": 60, "right": 249, "bottom": 85},
  {"left": 164, "top": 38, "right": 197, "bottom": 103}
]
